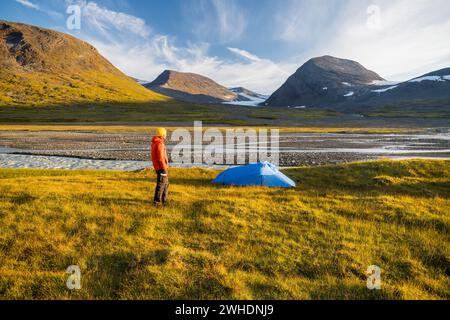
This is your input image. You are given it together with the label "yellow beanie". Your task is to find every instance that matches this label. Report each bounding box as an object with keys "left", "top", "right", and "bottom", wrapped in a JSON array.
[{"left": 155, "top": 128, "right": 167, "bottom": 137}]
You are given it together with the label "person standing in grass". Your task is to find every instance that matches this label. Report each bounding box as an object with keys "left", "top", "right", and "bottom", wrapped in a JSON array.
[{"left": 152, "top": 128, "right": 169, "bottom": 206}]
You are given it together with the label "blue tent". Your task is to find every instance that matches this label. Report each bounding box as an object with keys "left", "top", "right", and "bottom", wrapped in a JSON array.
[{"left": 212, "top": 162, "right": 296, "bottom": 188}]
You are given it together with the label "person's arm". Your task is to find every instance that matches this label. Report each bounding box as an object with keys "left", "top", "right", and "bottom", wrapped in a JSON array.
[
  {"left": 157, "top": 143, "right": 168, "bottom": 171},
  {"left": 164, "top": 146, "right": 169, "bottom": 168}
]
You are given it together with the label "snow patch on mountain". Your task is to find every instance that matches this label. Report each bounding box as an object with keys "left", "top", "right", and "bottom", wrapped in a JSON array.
[
  {"left": 370, "top": 80, "right": 401, "bottom": 86},
  {"left": 222, "top": 87, "right": 268, "bottom": 107},
  {"left": 372, "top": 85, "right": 398, "bottom": 93},
  {"left": 222, "top": 99, "right": 265, "bottom": 107},
  {"left": 409, "top": 75, "right": 450, "bottom": 83}
]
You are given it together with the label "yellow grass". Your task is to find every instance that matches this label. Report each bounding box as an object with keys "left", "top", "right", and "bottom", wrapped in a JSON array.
[
  {"left": 0, "top": 69, "right": 170, "bottom": 107},
  {"left": 0, "top": 160, "right": 448, "bottom": 300}
]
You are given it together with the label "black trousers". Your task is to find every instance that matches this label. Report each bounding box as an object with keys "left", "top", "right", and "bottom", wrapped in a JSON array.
[{"left": 154, "top": 170, "right": 169, "bottom": 204}]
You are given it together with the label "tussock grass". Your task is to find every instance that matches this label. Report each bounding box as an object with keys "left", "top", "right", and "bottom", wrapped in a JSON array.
[{"left": 0, "top": 160, "right": 448, "bottom": 300}]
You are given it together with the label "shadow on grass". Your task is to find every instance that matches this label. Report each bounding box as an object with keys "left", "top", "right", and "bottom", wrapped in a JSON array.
[
  {"left": 85, "top": 249, "right": 171, "bottom": 299},
  {"left": 309, "top": 283, "right": 402, "bottom": 300},
  {"left": 1, "top": 192, "right": 37, "bottom": 205}
]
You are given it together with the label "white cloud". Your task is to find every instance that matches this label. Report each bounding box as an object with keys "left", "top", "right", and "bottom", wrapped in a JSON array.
[
  {"left": 75, "top": 1, "right": 151, "bottom": 38},
  {"left": 228, "top": 47, "right": 261, "bottom": 62},
  {"left": 15, "top": 0, "right": 39, "bottom": 10}
]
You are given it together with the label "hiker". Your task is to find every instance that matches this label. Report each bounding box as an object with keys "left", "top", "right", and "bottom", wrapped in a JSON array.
[{"left": 151, "top": 128, "right": 169, "bottom": 205}]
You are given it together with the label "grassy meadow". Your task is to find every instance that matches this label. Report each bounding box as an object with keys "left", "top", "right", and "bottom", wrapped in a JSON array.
[
  {"left": 0, "top": 159, "right": 448, "bottom": 300},
  {"left": 0, "top": 101, "right": 342, "bottom": 125},
  {"left": 0, "top": 124, "right": 422, "bottom": 134}
]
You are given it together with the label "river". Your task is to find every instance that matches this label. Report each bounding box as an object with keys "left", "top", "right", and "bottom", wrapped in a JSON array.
[{"left": 0, "top": 131, "right": 448, "bottom": 170}]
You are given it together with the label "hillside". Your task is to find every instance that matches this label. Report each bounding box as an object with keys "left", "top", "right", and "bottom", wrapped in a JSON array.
[
  {"left": 0, "top": 160, "right": 448, "bottom": 299},
  {"left": 0, "top": 20, "right": 168, "bottom": 106},
  {"left": 145, "top": 70, "right": 237, "bottom": 104}
]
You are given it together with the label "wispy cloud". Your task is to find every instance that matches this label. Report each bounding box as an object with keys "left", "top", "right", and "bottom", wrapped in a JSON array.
[
  {"left": 211, "top": 0, "right": 246, "bottom": 42},
  {"left": 182, "top": 0, "right": 247, "bottom": 43},
  {"left": 15, "top": 0, "right": 39, "bottom": 10},
  {"left": 276, "top": 0, "right": 339, "bottom": 44},
  {"left": 72, "top": 1, "right": 151, "bottom": 38},
  {"left": 228, "top": 47, "right": 261, "bottom": 62},
  {"left": 15, "top": 0, "right": 63, "bottom": 18}
]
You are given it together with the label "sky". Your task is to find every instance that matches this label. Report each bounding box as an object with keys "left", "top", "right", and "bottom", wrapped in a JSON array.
[{"left": 1, "top": 0, "right": 450, "bottom": 94}]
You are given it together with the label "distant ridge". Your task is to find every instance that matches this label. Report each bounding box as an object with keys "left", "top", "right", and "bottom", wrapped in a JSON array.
[{"left": 145, "top": 70, "right": 237, "bottom": 104}]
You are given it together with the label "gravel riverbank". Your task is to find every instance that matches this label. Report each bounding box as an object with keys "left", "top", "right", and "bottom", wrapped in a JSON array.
[{"left": 0, "top": 130, "right": 448, "bottom": 170}]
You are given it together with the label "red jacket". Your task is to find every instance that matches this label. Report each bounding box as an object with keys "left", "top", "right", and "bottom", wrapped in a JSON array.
[{"left": 151, "top": 136, "right": 169, "bottom": 171}]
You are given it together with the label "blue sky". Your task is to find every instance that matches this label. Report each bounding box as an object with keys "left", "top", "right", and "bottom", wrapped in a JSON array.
[{"left": 2, "top": 0, "right": 450, "bottom": 93}]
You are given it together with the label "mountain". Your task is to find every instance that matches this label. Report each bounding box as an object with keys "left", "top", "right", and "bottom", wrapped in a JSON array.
[
  {"left": 265, "top": 55, "right": 384, "bottom": 107},
  {"left": 264, "top": 55, "right": 450, "bottom": 110},
  {"left": 0, "top": 20, "right": 168, "bottom": 106},
  {"left": 145, "top": 70, "right": 237, "bottom": 104}
]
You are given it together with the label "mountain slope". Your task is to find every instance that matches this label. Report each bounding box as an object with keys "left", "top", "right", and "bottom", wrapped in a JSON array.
[
  {"left": 0, "top": 20, "right": 168, "bottom": 106},
  {"left": 145, "top": 70, "right": 237, "bottom": 104},
  {"left": 367, "top": 68, "right": 450, "bottom": 101},
  {"left": 265, "top": 55, "right": 384, "bottom": 107},
  {"left": 326, "top": 67, "right": 450, "bottom": 111}
]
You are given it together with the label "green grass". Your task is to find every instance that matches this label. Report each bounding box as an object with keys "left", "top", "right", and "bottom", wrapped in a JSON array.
[
  {"left": 365, "top": 101, "right": 450, "bottom": 118},
  {"left": 0, "top": 100, "right": 341, "bottom": 125},
  {"left": 0, "top": 160, "right": 448, "bottom": 300},
  {"left": 0, "top": 124, "right": 422, "bottom": 134}
]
